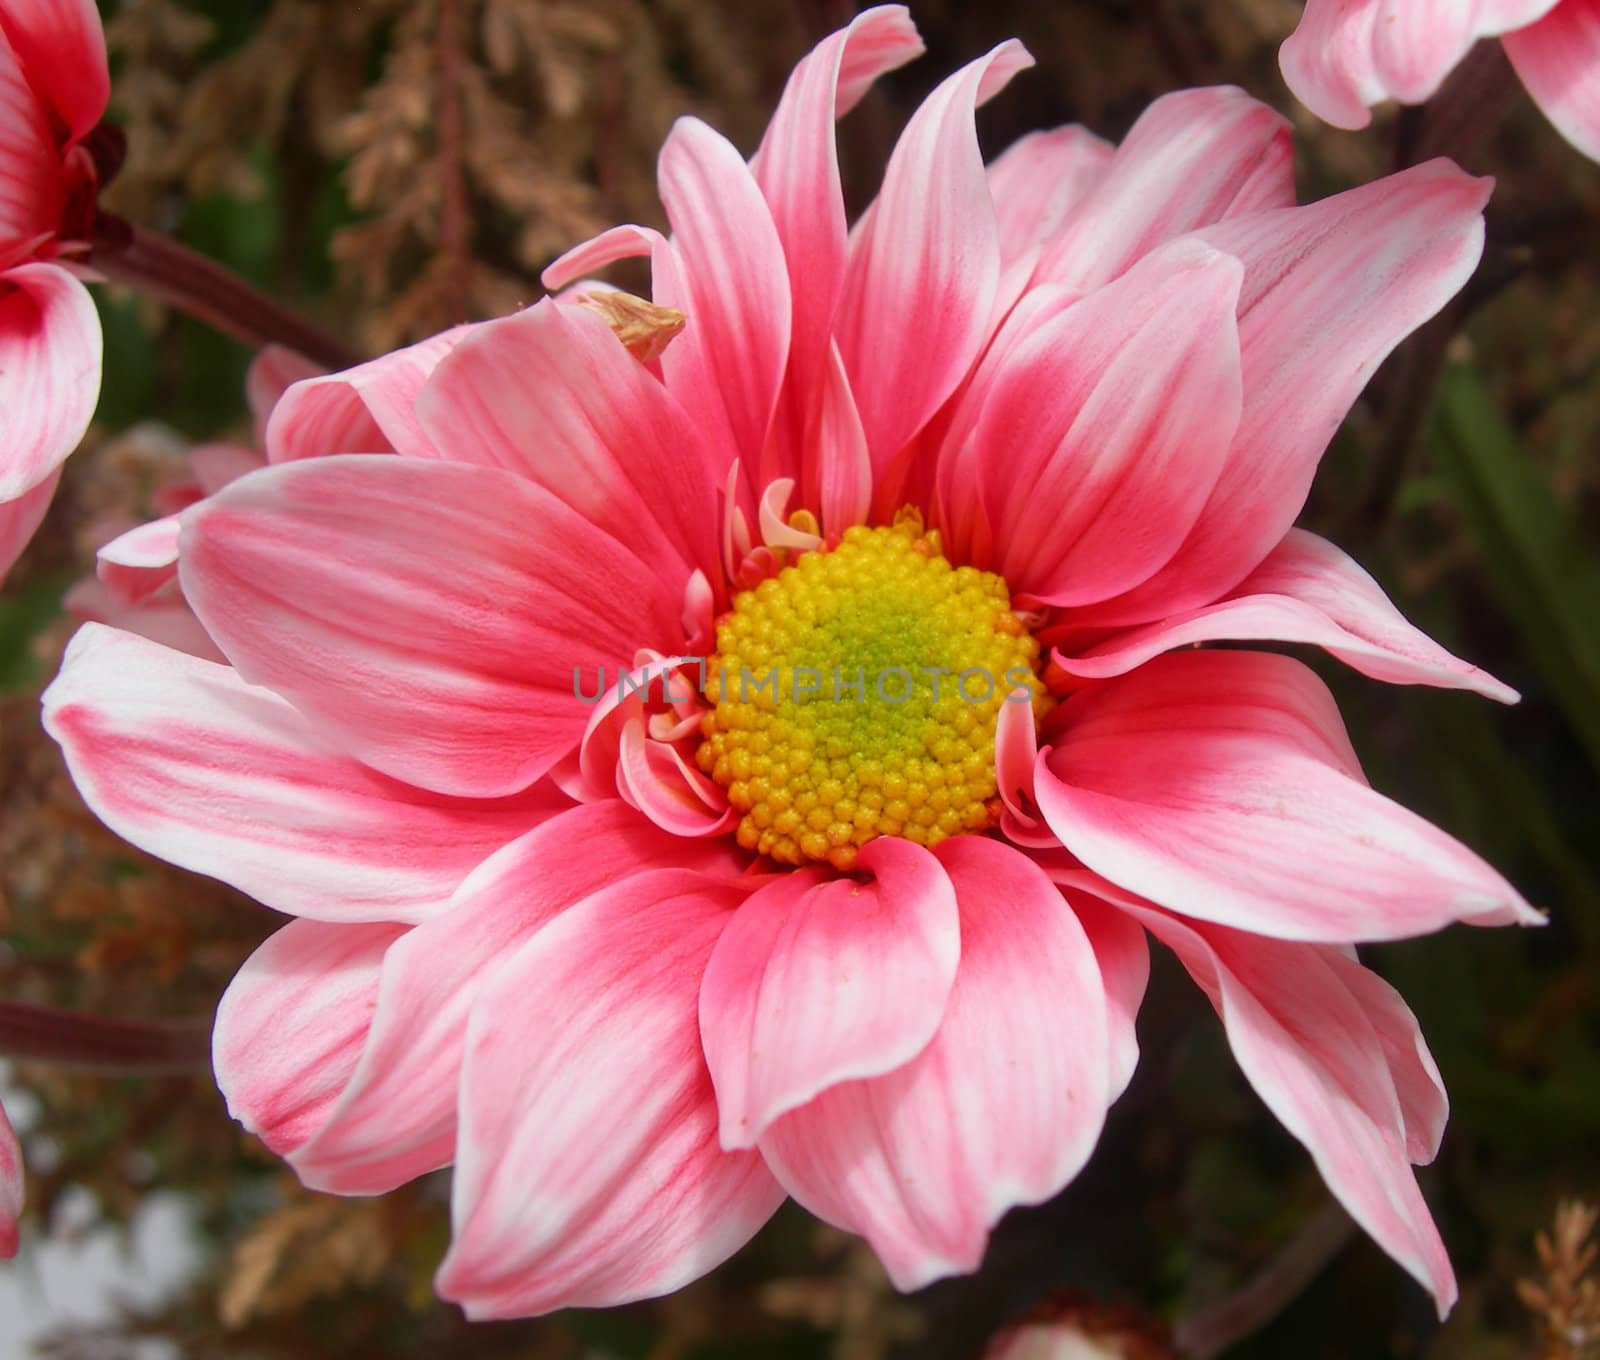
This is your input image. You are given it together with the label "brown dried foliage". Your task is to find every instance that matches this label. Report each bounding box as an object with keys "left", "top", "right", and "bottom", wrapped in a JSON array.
[{"left": 1520, "top": 1201, "right": 1600, "bottom": 1360}]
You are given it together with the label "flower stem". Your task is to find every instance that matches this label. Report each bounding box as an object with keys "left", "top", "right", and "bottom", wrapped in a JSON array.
[
  {"left": 1172, "top": 1202, "right": 1356, "bottom": 1360},
  {"left": 90, "top": 220, "right": 363, "bottom": 372},
  {"left": 0, "top": 1000, "right": 211, "bottom": 1074}
]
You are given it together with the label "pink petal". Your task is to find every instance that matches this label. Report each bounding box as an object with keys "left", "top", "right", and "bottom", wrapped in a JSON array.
[
  {"left": 1031, "top": 87, "right": 1292, "bottom": 295},
  {"left": 0, "top": 1100, "right": 19, "bottom": 1258},
  {"left": 0, "top": 262, "right": 101, "bottom": 499},
  {"left": 1322, "top": 950, "right": 1449, "bottom": 1164},
  {"left": 1060, "top": 873, "right": 1457, "bottom": 1316},
  {"left": 654, "top": 116, "right": 791, "bottom": 476},
  {"left": 758, "top": 838, "right": 1112, "bottom": 1290},
  {"left": 265, "top": 325, "right": 467, "bottom": 462},
  {"left": 750, "top": 6, "right": 924, "bottom": 472},
  {"left": 415, "top": 299, "right": 723, "bottom": 593},
  {"left": 1033, "top": 650, "right": 1541, "bottom": 942},
  {"left": 213, "top": 917, "right": 406, "bottom": 1160},
  {"left": 834, "top": 40, "right": 1034, "bottom": 471},
  {"left": 42, "top": 624, "right": 570, "bottom": 923},
  {"left": 437, "top": 869, "right": 784, "bottom": 1318},
  {"left": 1072, "top": 893, "right": 1150, "bottom": 1101},
  {"left": 1077, "top": 160, "right": 1490, "bottom": 627},
  {"left": 96, "top": 513, "right": 180, "bottom": 604},
  {"left": 803, "top": 343, "right": 872, "bottom": 536},
  {"left": 293, "top": 801, "right": 742, "bottom": 1194},
  {"left": 0, "top": 0, "right": 108, "bottom": 145},
  {"left": 961, "top": 238, "right": 1243, "bottom": 606},
  {"left": 1504, "top": 0, "right": 1600, "bottom": 162},
  {"left": 0, "top": 29, "right": 62, "bottom": 246},
  {"left": 986, "top": 124, "right": 1114, "bottom": 265},
  {"left": 179, "top": 454, "right": 685, "bottom": 799},
  {"left": 187, "top": 443, "right": 266, "bottom": 495},
  {"left": 245, "top": 345, "right": 323, "bottom": 445},
  {"left": 1053, "top": 528, "right": 1518, "bottom": 703},
  {"left": 0, "top": 463, "right": 57, "bottom": 582},
  {"left": 62, "top": 576, "right": 224, "bottom": 662},
  {"left": 699, "top": 838, "right": 960, "bottom": 1151}
]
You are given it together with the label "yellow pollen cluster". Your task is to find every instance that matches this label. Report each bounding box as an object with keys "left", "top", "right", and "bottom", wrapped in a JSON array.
[{"left": 697, "top": 513, "right": 1048, "bottom": 871}]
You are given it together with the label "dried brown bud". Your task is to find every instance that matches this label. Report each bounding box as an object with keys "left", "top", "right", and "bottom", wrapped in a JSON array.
[{"left": 577, "top": 288, "right": 687, "bottom": 363}]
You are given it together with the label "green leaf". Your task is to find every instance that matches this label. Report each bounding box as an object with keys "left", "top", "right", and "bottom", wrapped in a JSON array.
[{"left": 1431, "top": 364, "right": 1600, "bottom": 773}]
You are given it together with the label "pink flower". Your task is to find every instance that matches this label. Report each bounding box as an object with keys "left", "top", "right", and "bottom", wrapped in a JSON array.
[
  {"left": 1280, "top": 0, "right": 1600, "bottom": 161},
  {"left": 0, "top": 1100, "right": 18, "bottom": 1258},
  {"left": 0, "top": 0, "right": 108, "bottom": 579},
  {"left": 43, "top": 7, "right": 1538, "bottom": 1320}
]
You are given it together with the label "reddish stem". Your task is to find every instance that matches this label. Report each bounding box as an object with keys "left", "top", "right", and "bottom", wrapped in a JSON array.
[
  {"left": 90, "top": 220, "right": 362, "bottom": 371},
  {"left": 0, "top": 1000, "right": 211, "bottom": 1074}
]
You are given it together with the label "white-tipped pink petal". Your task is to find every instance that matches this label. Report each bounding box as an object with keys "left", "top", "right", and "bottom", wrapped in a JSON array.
[
  {"left": 699, "top": 838, "right": 960, "bottom": 1151},
  {"left": 758, "top": 838, "right": 1112, "bottom": 1290},
  {"left": 1062, "top": 875, "right": 1457, "bottom": 1317},
  {"left": 437, "top": 870, "right": 784, "bottom": 1318},
  {"left": 0, "top": 1100, "right": 19, "bottom": 1258},
  {"left": 1078, "top": 160, "right": 1490, "bottom": 627},
  {"left": 212, "top": 917, "right": 406, "bottom": 1162},
  {"left": 96, "top": 514, "right": 180, "bottom": 604},
  {"left": 415, "top": 300, "right": 723, "bottom": 590},
  {"left": 0, "top": 262, "right": 101, "bottom": 499},
  {"left": 0, "top": 0, "right": 109, "bottom": 145},
  {"left": 655, "top": 116, "right": 791, "bottom": 474},
  {"left": 964, "top": 239, "right": 1243, "bottom": 606},
  {"left": 292, "top": 802, "right": 741, "bottom": 1194},
  {"left": 0, "top": 463, "right": 57, "bottom": 582},
  {"left": 179, "top": 454, "right": 686, "bottom": 799},
  {"left": 1504, "top": 0, "right": 1600, "bottom": 163},
  {"left": 1031, "top": 87, "right": 1292, "bottom": 295},
  {"left": 0, "top": 30, "right": 63, "bottom": 245},
  {"left": 835, "top": 40, "right": 1034, "bottom": 471},
  {"left": 986, "top": 125, "right": 1114, "bottom": 265},
  {"left": 265, "top": 325, "right": 465, "bottom": 462},
  {"left": 1053, "top": 528, "right": 1518, "bottom": 703},
  {"left": 616, "top": 719, "right": 736, "bottom": 838},
  {"left": 804, "top": 344, "right": 873, "bottom": 535},
  {"left": 995, "top": 692, "right": 1055, "bottom": 847},
  {"left": 42, "top": 625, "right": 570, "bottom": 923},
  {"left": 1034, "top": 650, "right": 1541, "bottom": 942}
]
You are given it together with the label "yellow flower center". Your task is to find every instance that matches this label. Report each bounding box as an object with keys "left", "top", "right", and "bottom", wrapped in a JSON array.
[{"left": 697, "top": 512, "right": 1048, "bottom": 871}]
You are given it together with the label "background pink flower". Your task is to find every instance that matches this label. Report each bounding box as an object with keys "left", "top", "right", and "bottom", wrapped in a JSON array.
[
  {"left": 1280, "top": 0, "right": 1600, "bottom": 161},
  {"left": 0, "top": 0, "right": 108, "bottom": 579},
  {"left": 42, "top": 5, "right": 1539, "bottom": 1323}
]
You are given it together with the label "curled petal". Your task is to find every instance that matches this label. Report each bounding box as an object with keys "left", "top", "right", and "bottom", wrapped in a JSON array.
[
  {"left": 758, "top": 838, "right": 1112, "bottom": 1289},
  {"left": 96, "top": 514, "right": 180, "bottom": 604},
  {"left": 1052, "top": 528, "right": 1517, "bottom": 703},
  {"left": 700, "top": 838, "right": 960, "bottom": 1150}
]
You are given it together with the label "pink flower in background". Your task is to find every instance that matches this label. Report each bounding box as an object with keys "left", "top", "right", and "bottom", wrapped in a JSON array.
[
  {"left": 44, "top": 5, "right": 1539, "bottom": 1321},
  {"left": 1, "top": 1101, "right": 19, "bottom": 1258},
  {"left": 0, "top": 0, "right": 109, "bottom": 578},
  {"left": 1281, "top": 0, "right": 1600, "bottom": 161}
]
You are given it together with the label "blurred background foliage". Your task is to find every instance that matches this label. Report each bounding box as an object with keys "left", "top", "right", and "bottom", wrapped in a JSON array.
[{"left": 1, "top": 0, "right": 1597, "bottom": 1356}]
